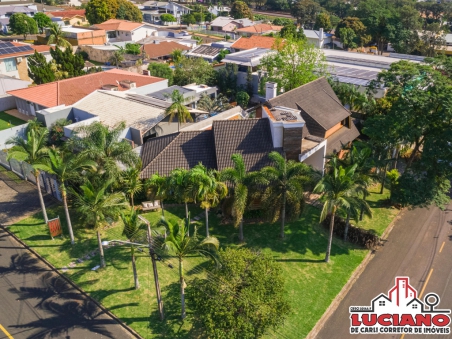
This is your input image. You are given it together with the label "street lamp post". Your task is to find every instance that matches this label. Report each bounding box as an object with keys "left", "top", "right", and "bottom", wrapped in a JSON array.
[{"left": 139, "top": 215, "right": 165, "bottom": 321}]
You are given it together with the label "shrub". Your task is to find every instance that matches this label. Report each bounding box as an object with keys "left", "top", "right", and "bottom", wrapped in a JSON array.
[
  {"left": 160, "top": 13, "right": 176, "bottom": 22},
  {"left": 236, "top": 91, "right": 250, "bottom": 108},
  {"left": 322, "top": 214, "right": 380, "bottom": 249}
]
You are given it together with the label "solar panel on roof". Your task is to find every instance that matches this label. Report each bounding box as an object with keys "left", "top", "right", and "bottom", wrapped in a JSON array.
[{"left": 0, "top": 42, "right": 14, "bottom": 47}]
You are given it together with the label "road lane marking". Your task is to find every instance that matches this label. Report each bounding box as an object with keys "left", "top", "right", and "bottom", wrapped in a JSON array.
[
  {"left": 439, "top": 241, "right": 445, "bottom": 253},
  {"left": 419, "top": 268, "right": 434, "bottom": 299},
  {"left": 401, "top": 269, "right": 435, "bottom": 339},
  {"left": 0, "top": 324, "right": 13, "bottom": 339}
]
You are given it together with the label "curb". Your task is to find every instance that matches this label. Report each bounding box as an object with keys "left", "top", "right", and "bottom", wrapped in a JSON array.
[
  {"left": 1, "top": 226, "right": 143, "bottom": 339},
  {"left": 305, "top": 207, "right": 405, "bottom": 339}
]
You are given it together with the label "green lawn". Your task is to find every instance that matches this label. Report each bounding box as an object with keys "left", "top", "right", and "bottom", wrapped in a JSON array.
[
  {"left": 0, "top": 111, "right": 25, "bottom": 131},
  {"left": 7, "top": 194, "right": 396, "bottom": 338},
  {"left": 354, "top": 186, "right": 399, "bottom": 236},
  {"left": 0, "top": 164, "right": 22, "bottom": 183}
]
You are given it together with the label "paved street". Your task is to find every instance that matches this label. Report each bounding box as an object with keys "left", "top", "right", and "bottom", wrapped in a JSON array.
[
  {"left": 316, "top": 201, "right": 452, "bottom": 339},
  {"left": 0, "top": 170, "right": 134, "bottom": 339}
]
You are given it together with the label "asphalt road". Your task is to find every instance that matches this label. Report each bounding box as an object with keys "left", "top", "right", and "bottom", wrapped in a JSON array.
[
  {"left": 0, "top": 170, "right": 134, "bottom": 339},
  {"left": 316, "top": 201, "right": 452, "bottom": 339}
]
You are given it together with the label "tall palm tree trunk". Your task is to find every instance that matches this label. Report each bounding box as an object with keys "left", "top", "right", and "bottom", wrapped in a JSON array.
[
  {"left": 380, "top": 163, "right": 388, "bottom": 194},
  {"left": 280, "top": 191, "right": 286, "bottom": 239},
  {"left": 205, "top": 208, "right": 209, "bottom": 237},
  {"left": 325, "top": 209, "right": 336, "bottom": 263},
  {"left": 97, "top": 231, "right": 106, "bottom": 268},
  {"left": 160, "top": 200, "right": 165, "bottom": 216},
  {"left": 239, "top": 219, "right": 244, "bottom": 243},
  {"left": 35, "top": 173, "right": 48, "bottom": 223},
  {"left": 131, "top": 247, "right": 139, "bottom": 289},
  {"left": 131, "top": 194, "right": 134, "bottom": 208},
  {"left": 179, "top": 258, "right": 186, "bottom": 319},
  {"left": 62, "top": 190, "right": 75, "bottom": 245},
  {"left": 185, "top": 202, "right": 189, "bottom": 219},
  {"left": 344, "top": 211, "right": 350, "bottom": 242}
]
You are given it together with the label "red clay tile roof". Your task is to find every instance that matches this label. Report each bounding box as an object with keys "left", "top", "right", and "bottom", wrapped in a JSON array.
[
  {"left": 7, "top": 69, "right": 165, "bottom": 108},
  {"left": 231, "top": 35, "right": 277, "bottom": 50},
  {"left": 0, "top": 41, "right": 50, "bottom": 60},
  {"left": 93, "top": 19, "right": 144, "bottom": 31},
  {"left": 46, "top": 10, "right": 86, "bottom": 18},
  {"left": 236, "top": 24, "right": 283, "bottom": 34},
  {"left": 142, "top": 41, "right": 190, "bottom": 59}
]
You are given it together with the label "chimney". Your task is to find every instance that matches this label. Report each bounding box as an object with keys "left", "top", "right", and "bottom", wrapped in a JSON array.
[
  {"left": 265, "top": 82, "right": 277, "bottom": 100},
  {"left": 319, "top": 28, "right": 324, "bottom": 41}
]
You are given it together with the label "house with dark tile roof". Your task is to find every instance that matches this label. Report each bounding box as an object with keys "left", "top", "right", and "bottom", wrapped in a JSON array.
[
  {"left": 140, "top": 118, "right": 281, "bottom": 178},
  {"left": 140, "top": 77, "right": 358, "bottom": 179},
  {"left": 260, "top": 77, "right": 360, "bottom": 156}
]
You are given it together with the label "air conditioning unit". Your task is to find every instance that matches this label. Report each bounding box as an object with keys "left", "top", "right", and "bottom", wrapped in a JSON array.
[{"left": 16, "top": 57, "right": 22, "bottom": 63}]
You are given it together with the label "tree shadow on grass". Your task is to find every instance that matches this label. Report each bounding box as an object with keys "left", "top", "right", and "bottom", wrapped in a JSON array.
[{"left": 147, "top": 282, "right": 196, "bottom": 339}]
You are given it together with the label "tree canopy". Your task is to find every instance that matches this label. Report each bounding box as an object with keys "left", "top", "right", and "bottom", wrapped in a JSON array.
[
  {"left": 9, "top": 13, "right": 38, "bottom": 39},
  {"left": 86, "top": 0, "right": 142, "bottom": 24},
  {"left": 261, "top": 37, "right": 326, "bottom": 91},
  {"left": 33, "top": 12, "right": 51, "bottom": 33},
  {"left": 148, "top": 62, "right": 173, "bottom": 85},
  {"left": 173, "top": 56, "right": 216, "bottom": 86},
  {"left": 188, "top": 248, "right": 291, "bottom": 339},
  {"left": 28, "top": 51, "right": 55, "bottom": 85},
  {"left": 230, "top": 1, "right": 253, "bottom": 20}
]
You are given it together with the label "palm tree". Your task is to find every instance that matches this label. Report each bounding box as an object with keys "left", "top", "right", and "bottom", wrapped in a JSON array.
[
  {"left": 71, "top": 181, "right": 129, "bottom": 268},
  {"left": 109, "top": 45, "right": 125, "bottom": 68},
  {"left": 197, "top": 93, "right": 232, "bottom": 116},
  {"left": 220, "top": 154, "right": 258, "bottom": 243},
  {"left": 259, "top": 151, "right": 315, "bottom": 239},
  {"left": 168, "top": 168, "right": 193, "bottom": 220},
  {"left": 67, "top": 122, "right": 140, "bottom": 182},
  {"left": 160, "top": 216, "right": 219, "bottom": 319},
  {"left": 313, "top": 164, "right": 371, "bottom": 262},
  {"left": 47, "top": 23, "right": 72, "bottom": 48},
  {"left": 7, "top": 128, "right": 50, "bottom": 223},
  {"left": 164, "top": 90, "right": 193, "bottom": 132},
  {"left": 120, "top": 209, "right": 145, "bottom": 289},
  {"left": 120, "top": 163, "right": 143, "bottom": 207},
  {"left": 40, "top": 148, "right": 96, "bottom": 245},
  {"left": 170, "top": 49, "right": 183, "bottom": 64},
  {"left": 190, "top": 164, "right": 227, "bottom": 237},
  {"left": 145, "top": 173, "right": 170, "bottom": 216}
]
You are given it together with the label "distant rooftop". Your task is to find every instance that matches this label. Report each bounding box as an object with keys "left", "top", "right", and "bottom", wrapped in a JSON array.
[
  {"left": 147, "top": 85, "right": 193, "bottom": 101},
  {"left": 223, "top": 48, "right": 274, "bottom": 67}
]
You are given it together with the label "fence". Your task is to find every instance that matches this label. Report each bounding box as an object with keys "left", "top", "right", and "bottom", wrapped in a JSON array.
[{"left": 0, "top": 150, "right": 62, "bottom": 201}]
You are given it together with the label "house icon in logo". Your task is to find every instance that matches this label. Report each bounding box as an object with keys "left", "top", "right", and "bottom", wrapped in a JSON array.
[{"left": 389, "top": 277, "right": 417, "bottom": 307}]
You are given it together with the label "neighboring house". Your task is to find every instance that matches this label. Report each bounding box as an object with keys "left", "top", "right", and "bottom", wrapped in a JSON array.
[
  {"left": 79, "top": 42, "right": 127, "bottom": 63},
  {"left": 138, "top": 34, "right": 198, "bottom": 48},
  {"left": 208, "top": 5, "right": 230, "bottom": 17},
  {"left": 92, "top": 19, "right": 157, "bottom": 42},
  {"left": 236, "top": 23, "right": 283, "bottom": 37},
  {"left": 186, "top": 44, "right": 224, "bottom": 62},
  {"left": 37, "top": 26, "right": 107, "bottom": 46},
  {"left": 140, "top": 1, "right": 190, "bottom": 24},
  {"left": 0, "top": 74, "right": 30, "bottom": 95},
  {"left": 46, "top": 9, "right": 87, "bottom": 26},
  {"left": 210, "top": 16, "right": 254, "bottom": 33},
  {"left": 7, "top": 69, "right": 167, "bottom": 116},
  {"left": 304, "top": 28, "right": 332, "bottom": 48},
  {"left": 142, "top": 41, "right": 190, "bottom": 60},
  {"left": 146, "top": 84, "right": 217, "bottom": 108},
  {"left": 231, "top": 35, "right": 277, "bottom": 51},
  {"left": 0, "top": 4, "right": 37, "bottom": 33},
  {"left": 324, "top": 49, "right": 422, "bottom": 96},
  {"left": 0, "top": 41, "right": 51, "bottom": 82},
  {"left": 222, "top": 48, "right": 274, "bottom": 90},
  {"left": 259, "top": 77, "right": 360, "bottom": 157}
]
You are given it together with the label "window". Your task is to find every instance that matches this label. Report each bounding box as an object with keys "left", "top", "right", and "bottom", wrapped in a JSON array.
[
  {"left": 4, "top": 58, "right": 17, "bottom": 72},
  {"left": 412, "top": 304, "right": 418, "bottom": 309},
  {"left": 379, "top": 301, "right": 385, "bottom": 306}
]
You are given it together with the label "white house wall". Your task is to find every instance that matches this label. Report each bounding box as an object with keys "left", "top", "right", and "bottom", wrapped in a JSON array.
[{"left": 131, "top": 27, "right": 157, "bottom": 42}]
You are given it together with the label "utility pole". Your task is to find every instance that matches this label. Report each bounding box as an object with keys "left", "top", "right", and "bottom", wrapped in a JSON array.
[{"left": 139, "top": 215, "right": 164, "bottom": 321}]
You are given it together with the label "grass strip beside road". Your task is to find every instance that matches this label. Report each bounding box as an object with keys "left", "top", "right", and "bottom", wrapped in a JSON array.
[{"left": 7, "top": 189, "right": 397, "bottom": 338}]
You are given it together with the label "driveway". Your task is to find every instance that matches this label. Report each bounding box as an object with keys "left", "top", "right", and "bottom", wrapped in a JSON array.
[{"left": 316, "top": 201, "right": 452, "bottom": 339}]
